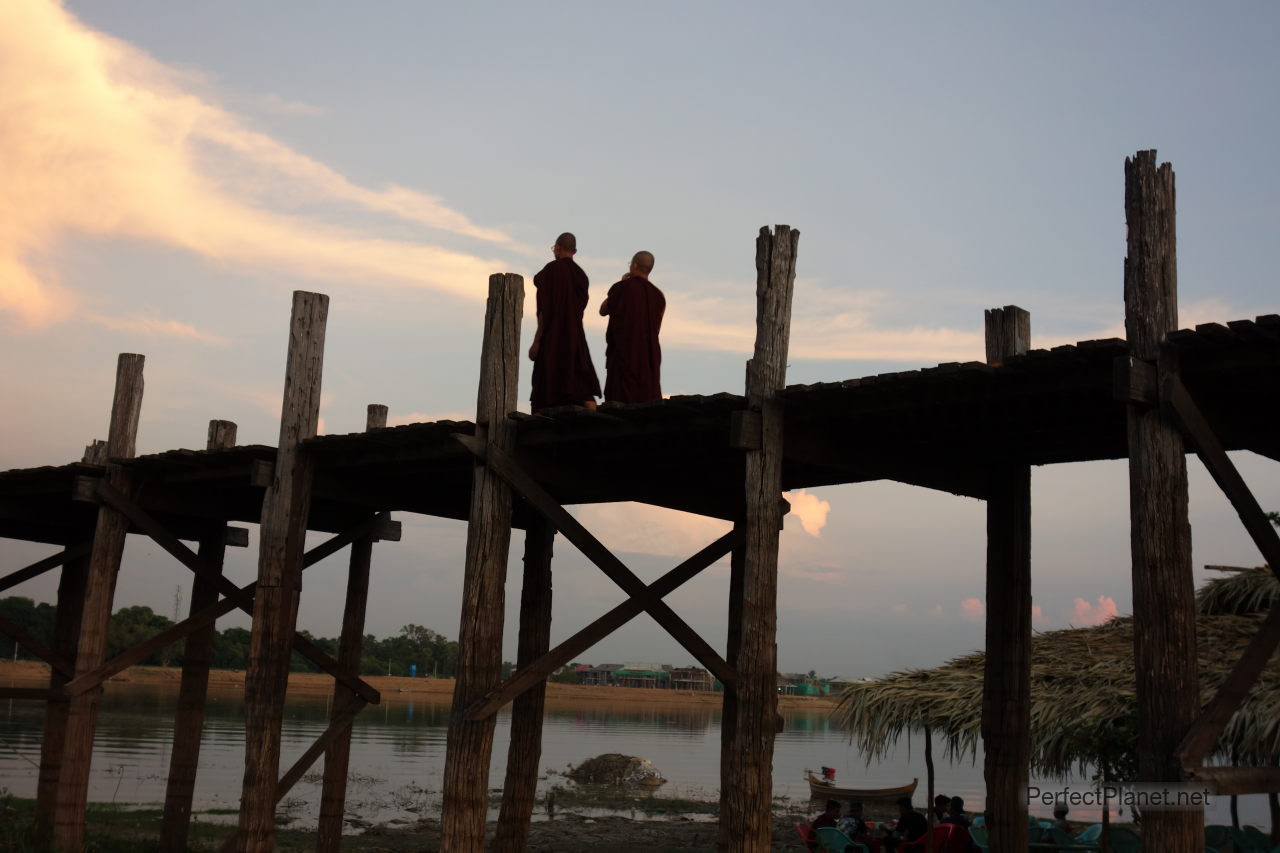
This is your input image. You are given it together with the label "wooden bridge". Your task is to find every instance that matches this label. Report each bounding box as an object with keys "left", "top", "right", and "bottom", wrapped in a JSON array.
[{"left": 1, "top": 150, "right": 1277, "bottom": 852}]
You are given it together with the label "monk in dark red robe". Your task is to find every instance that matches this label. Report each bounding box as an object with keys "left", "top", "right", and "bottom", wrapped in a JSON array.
[
  {"left": 599, "top": 250, "right": 665, "bottom": 404},
  {"left": 528, "top": 232, "right": 600, "bottom": 413}
]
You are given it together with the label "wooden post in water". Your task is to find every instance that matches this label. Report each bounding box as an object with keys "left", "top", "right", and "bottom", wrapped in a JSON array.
[
  {"left": 719, "top": 519, "right": 746, "bottom": 791},
  {"left": 720, "top": 225, "right": 798, "bottom": 853},
  {"left": 237, "top": 291, "right": 328, "bottom": 852},
  {"left": 1123, "top": 150, "right": 1200, "bottom": 853},
  {"left": 981, "top": 306, "right": 1031, "bottom": 853},
  {"left": 440, "top": 272, "right": 523, "bottom": 851},
  {"left": 317, "top": 403, "right": 387, "bottom": 853},
  {"left": 34, "top": 457, "right": 95, "bottom": 840},
  {"left": 161, "top": 419, "right": 238, "bottom": 852},
  {"left": 493, "top": 517, "right": 555, "bottom": 852},
  {"left": 52, "top": 353, "right": 145, "bottom": 852}
]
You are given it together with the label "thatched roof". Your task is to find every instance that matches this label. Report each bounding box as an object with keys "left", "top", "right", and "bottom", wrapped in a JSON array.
[{"left": 834, "top": 567, "right": 1280, "bottom": 778}]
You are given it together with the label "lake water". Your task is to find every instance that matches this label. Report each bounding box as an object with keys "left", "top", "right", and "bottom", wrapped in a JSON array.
[{"left": 0, "top": 683, "right": 1266, "bottom": 830}]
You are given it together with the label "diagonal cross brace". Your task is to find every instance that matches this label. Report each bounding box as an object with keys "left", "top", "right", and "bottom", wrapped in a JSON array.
[
  {"left": 1164, "top": 372, "right": 1280, "bottom": 767},
  {"left": 0, "top": 543, "right": 90, "bottom": 596},
  {"left": 453, "top": 433, "right": 735, "bottom": 686},
  {"left": 86, "top": 478, "right": 381, "bottom": 704},
  {"left": 0, "top": 613, "right": 73, "bottom": 678},
  {"left": 468, "top": 528, "right": 740, "bottom": 720}
]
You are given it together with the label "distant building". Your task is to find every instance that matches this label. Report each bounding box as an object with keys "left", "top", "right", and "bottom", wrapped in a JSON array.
[
  {"left": 615, "top": 662, "right": 670, "bottom": 689},
  {"left": 580, "top": 663, "right": 624, "bottom": 686},
  {"left": 671, "top": 666, "right": 716, "bottom": 692}
]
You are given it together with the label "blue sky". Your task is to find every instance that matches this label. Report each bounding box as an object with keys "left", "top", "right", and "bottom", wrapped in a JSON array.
[{"left": 1, "top": 0, "right": 1277, "bottom": 677}]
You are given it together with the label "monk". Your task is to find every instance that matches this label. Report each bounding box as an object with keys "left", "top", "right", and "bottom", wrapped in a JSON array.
[
  {"left": 598, "top": 250, "right": 665, "bottom": 403},
  {"left": 528, "top": 232, "right": 600, "bottom": 413}
]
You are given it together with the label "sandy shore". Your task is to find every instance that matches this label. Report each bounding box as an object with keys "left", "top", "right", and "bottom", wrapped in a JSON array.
[{"left": 0, "top": 660, "right": 838, "bottom": 712}]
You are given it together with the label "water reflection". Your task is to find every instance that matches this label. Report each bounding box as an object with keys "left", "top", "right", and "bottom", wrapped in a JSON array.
[{"left": 0, "top": 682, "right": 1267, "bottom": 830}]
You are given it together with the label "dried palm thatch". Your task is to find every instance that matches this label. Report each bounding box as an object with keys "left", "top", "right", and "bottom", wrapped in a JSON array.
[{"left": 835, "top": 567, "right": 1280, "bottom": 778}]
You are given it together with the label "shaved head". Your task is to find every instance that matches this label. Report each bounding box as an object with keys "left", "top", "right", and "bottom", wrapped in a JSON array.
[
  {"left": 631, "top": 251, "right": 654, "bottom": 274},
  {"left": 556, "top": 232, "right": 577, "bottom": 252}
]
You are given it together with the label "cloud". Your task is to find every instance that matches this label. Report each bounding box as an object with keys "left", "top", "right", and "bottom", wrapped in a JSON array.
[
  {"left": 388, "top": 411, "right": 473, "bottom": 427},
  {"left": 1071, "top": 595, "right": 1118, "bottom": 626},
  {"left": 0, "top": 0, "right": 511, "bottom": 328},
  {"left": 930, "top": 604, "right": 944, "bottom": 618},
  {"left": 961, "top": 597, "right": 985, "bottom": 620},
  {"left": 572, "top": 503, "right": 732, "bottom": 562},
  {"left": 1031, "top": 604, "right": 1045, "bottom": 625},
  {"left": 784, "top": 489, "right": 830, "bottom": 537},
  {"left": 891, "top": 603, "right": 908, "bottom": 614},
  {"left": 86, "top": 313, "right": 230, "bottom": 345}
]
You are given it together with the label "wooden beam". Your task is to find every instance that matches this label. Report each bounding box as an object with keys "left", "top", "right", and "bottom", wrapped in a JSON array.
[
  {"left": 467, "top": 528, "right": 738, "bottom": 720},
  {"left": 35, "top": 543, "right": 88, "bottom": 841},
  {"left": 493, "top": 518, "right": 555, "bottom": 853},
  {"left": 0, "top": 687, "right": 62, "bottom": 701},
  {"left": 88, "top": 477, "right": 379, "bottom": 702},
  {"left": 1178, "top": 605, "right": 1280, "bottom": 767},
  {"left": 454, "top": 433, "right": 734, "bottom": 685},
  {"left": 1163, "top": 374, "right": 1280, "bottom": 578},
  {"left": 238, "top": 291, "right": 328, "bottom": 853},
  {"left": 54, "top": 352, "right": 144, "bottom": 853},
  {"left": 0, "top": 543, "right": 89, "bottom": 595},
  {"left": 1123, "top": 150, "right": 1202, "bottom": 853},
  {"left": 0, "top": 613, "right": 73, "bottom": 678},
  {"left": 1113, "top": 355, "right": 1158, "bottom": 406},
  {"left": 982, "top": 306, "right": 1032, "bottom": 853},
  {"left": 219, "top": 697, "right": 368, "bottom": 853},
  {"left": 318, "top": 405, "right": 386, "bottom": 853},
  {"left": 441, "top": 272, "right": 523, "bottom": 852},
  {"left": 1185, "top": 766, "right": 1280, "bottom": 796},
  {"left": 162, "top": 420, "right": 237, "bottom": 853},
  {"left": 720, "top": 224, "right": 799, "bottom": 853}
]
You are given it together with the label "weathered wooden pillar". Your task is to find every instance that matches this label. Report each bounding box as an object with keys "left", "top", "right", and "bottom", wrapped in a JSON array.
[
  {"left": 981, "top": 306, "right": 1031, "bottom": 853},
  {"left": 237, "top": 292, "right": 328, "bottom": 853},
  {"left": 720, "top": 225, "right": 798, "bottom": 853},
  {"left": 719, "top": 520, "right": 746, "bottom": 787},
  {"left": 1124, "top": 150, "right": 1200, "bottom": 852},
  {"left": 34, "top": 543, "right": 89, "bottom": 839},
  {"left": 440, "top": 272, "right": 523, "bottom": 851},
  {"left": 493, "top": 517, "right": 555, "bottom": 853},
  {"left": 160, "top": 419, "right": 238, "bottom": 852},
  {"left": 316, "top": 403, "right": 387, "bottom": 853},
  {"left": 53, "top": 353, "right": 145, "bottom": 852}
]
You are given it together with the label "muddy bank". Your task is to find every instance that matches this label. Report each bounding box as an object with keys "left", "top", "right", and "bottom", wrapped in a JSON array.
[{"left": 0, "top": 660, "right": 838, "bottom": 712}]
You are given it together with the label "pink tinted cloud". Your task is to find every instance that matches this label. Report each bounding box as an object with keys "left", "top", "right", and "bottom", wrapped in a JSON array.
[
  {"left": 784, "top": 489, "right": 831, "bottom": 537},
  {"left": 1072, "top": 595, "right": 1118, "bottom": 626},
  {"left": 961, "top": 598, "right": 985, "bottom": 620}
]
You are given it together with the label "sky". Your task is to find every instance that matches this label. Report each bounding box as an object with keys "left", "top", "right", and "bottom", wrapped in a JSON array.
[{"left": 1, "top": 0, "right": 1278, "bottom": 679}]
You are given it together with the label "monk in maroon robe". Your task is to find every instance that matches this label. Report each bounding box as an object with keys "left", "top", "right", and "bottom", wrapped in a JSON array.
[
  {"left": 528, "top": 232, "right": 600, "bottom": 413},
  {"left": 599, "top": 250, "right": 665, "bottom": 404}
]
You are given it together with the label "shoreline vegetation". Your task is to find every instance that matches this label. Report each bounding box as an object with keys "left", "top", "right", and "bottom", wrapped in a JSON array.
[
  {"left": 0, "top": 660, "right": 840, "bottom": 710},
  {"left": 0, "top": 660, "right": 840, "bottom": 850}
]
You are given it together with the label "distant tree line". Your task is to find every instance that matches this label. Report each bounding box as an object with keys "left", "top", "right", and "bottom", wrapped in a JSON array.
[{"left": 0, "top": 596, "right": 468, "bottom": 677}]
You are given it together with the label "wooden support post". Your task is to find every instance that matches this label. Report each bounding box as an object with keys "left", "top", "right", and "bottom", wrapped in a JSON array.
[
  {"left": 53, "top": 353, "right": 144, "bottom": 852},
  {"left": 720, "top": 225, "right": 798, "bottom": 853},
  {"left": 34, "top": 544, "right": 88, "bottom": 840},
  {"left": 1123, "top": 150, "right": 1201, "bottom": 853},
  {"left": 981, "top": 306, "right": 1031, "bottom": 853},
  {"left": 720, "top": 519, "right": 746, "bottom": 798},
  {"left": 441, "top": 273, "right": 523, "bottom": 852},
  {"left": 236, "top": 292, "right": 328, "bottom": 853},
  {"left": 317, "top": 404, "right": 387, "bottom": 853},
  {"left": 161, "top": 420, "right": 237, "bottom": 852},
  {"left": 493, "top": 517, "right": 555, "bottom": 853}
]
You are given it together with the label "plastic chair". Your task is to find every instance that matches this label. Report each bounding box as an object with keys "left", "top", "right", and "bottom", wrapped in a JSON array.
[
  {"left": 1077, "top": 824, "right": 1103, "bottom": 844},
  {"left": 904, "top": 823, "right": 973, "bottom": 853},
  {"left": 972, "top": 815, "right": 985, "bottom": 828},
  {"left": 969, "top": 824, "right": 990, "bottom": 852},
  {"left": 816, "top": 826, "right": 870, "bottom": 853},
  {"left": 1204, "top": 826, "right": 1231, "bottom": 851},
  {"left": 796, "top": 821, "right": 819, "bottom": 850},
  {"left": 1107, "top": 827, "right": 1142, "bottom": 853}
]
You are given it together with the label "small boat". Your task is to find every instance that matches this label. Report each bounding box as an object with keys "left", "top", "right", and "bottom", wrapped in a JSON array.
[{"left": 805, "top": 769, "right": 918, "bottom": 801}]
